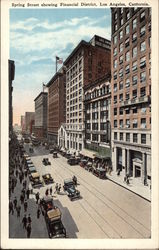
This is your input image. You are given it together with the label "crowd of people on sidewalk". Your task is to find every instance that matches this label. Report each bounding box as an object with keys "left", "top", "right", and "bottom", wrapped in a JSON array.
[{"left": 9, "top": 134, "right": 32, "bottom": 238}]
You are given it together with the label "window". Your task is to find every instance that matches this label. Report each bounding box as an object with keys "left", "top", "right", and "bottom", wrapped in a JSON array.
[
  {"left": 141, "top": 107, "right": 146, "bottom": 113},
  {"left": 140, "top": 71, "right": 146, "bottom": 82},
  {"left": 120, "top": 30, "right": 123, "bottom": 39},
  {"left": 141, "top": 134, "right": 146, "bottom": 144},
  {"left": 132, "top": 89, "right": 137, "bottom": 99},
  {"left": 119, "top": 69, "right": 123, "bottom": 78},
  {"left": 125, "top": 109, "right": 130, "bottom": 115},
  {"left": 114, "top": 23, "right": 118, "bottom": 31},
  {"left": 86, "top": 133, "right": 90, "bottom": 140},
  {"left": 114, "top": 35, "right": 117, "bottom": 44},
  {"left": 126, "top": 133, "right": 130, "bottom": 142},
  {"left": 125, "top": 38, "right": 130, "bottom": 48},
  {"left": 114, "top": 95, "right": 117, "bottom": 104},
  {"left": 114, "top": 12, "right": 117, "bottom": 20},
  {"left": 119, "top": 120, "right": 123, "bottom": 128},
  {"left": 120, "top": 107, "right": 123, "bottom": 115},
  {"left": 120, "top": 133, "right": 123, "bottom": 140},
  {"left": 120, "top": 8, "right": 123, "bottom": 14},
  {"left": 132, "top": 61, "right": 137, "bottom": 71},
  {"left": 126, "top": 119, "right": 130, "bottom": 128},
  {"left": 132, "top": 75, "right": 138, "bottom": 85},
  {"left": 125, "top": 93, "right": 130, "bottom": 100},
  {"left": 120, "top": 18, "right": 123, "bottom": 26},
  {"left": 114, "top": 71, "right": 117, "bottom": 80},
  {"left": 140, "top": 56, "right": 146, "bottom": 68},
  {"left": 100, "top": 123, "right": 107, "bottom": 130},
  {"left": 114, "top": 47, "right": 117, "bottom": 56},
  {"left": 119, "top": 81, "right": 123, "bottom": 90},
  {"left": 119, "top": 93, "right": 123, "bottom": 102},
  {"left": 133, "top": 133, "right": 138, "bottom": 143},
  {"left": 92, "top": 112, "right": 98, "bottom": 120},
  {"left": 92, "top": 123, "right": 98, "bottom": 130},
  {"left": 133, "top": 119, "right": 138, "bottom": 128},
  {"left": 140, "top": 41, "right": 146, "bottom": 52},
  {"left": 140, "top": 26, "right": 146, "bottom": 37},
  {"left": 132, "top": 107, "right": 137, "bottom": 113},
  {"left": 114, "top": 83, "right": 117, "bottom": 92},
  {"left": 114, "top": 120, "right": 117, "bottom": 128},
  {"left": 132, "top": 46, "right": 137, "bottom": 58},
  {"left": 86, "top": 123, "right": 90, "bottom": 129},
  {"left": 114, "top": 132, "right": 117, "bottom": 140},
  {"left": 132, "top": 18, "right": 137, "bottom": 29},
  {"left": 101, "top": 134, "right": 107, "bottom": 143},
  {"left": 125, "top": 24, "right": 130, "bottom": 34},
  {"left": 119, "top": 43, "right": 123, "bottom": 52},
  {"left": 92, "top": 134, "right": 98, "bottom": 141},
  {"left": 132, "top": 32, "right": 137, "bottom": 43},
  {"left": 125, "top": 51, "right": 130, "bottom": 62},
  {"left": 114, "top": 108, "right": 117, "bottom": 116},
  {"left": 114, "top": 59, "right": 117, "bottom": 69},
  {"left": 125, "top": 65, "right": 130, "bottom": 74},
  {"left": 125, "top": 78, "right": 130, "bottom": 88},
  {"left": 140, "top": 11, "right": 145, "bottom": 21},
  {"left": 126, "top": 12, "right": 130, "bottom": 20},
  {"left": 141, "top": 118, "right": 146, "bottom": 128},
  {"left": 149, "top": 37, "right": 151, "bottom": 48},
  {"left": 140, "top": 87, "right": 146, "bottom": 97},
  {"left": 119, "top": 55, "right": 123, "bottom": 64}
]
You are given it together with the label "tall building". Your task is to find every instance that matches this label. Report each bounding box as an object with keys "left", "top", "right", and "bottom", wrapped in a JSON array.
[
  {"left": 34, "top": 92, "right": 48, "bottom": 139},
  {"left": 64, "top": 35, "right": 111, "bottom": 152},
  {"left": 25, "top": 112, "right": 35, "bottom": 134},
  {"left": 111, "top": 8, "right": 151, "bottom": 184},
  {"left": 47, "top": 67, "right": 66, "bottom": 144},
  {"left": 84, "top": 73, "right": 111, "bottom": 161},
  {"left": 21, "top": 115, "right": 25, "bottom": 132},
  {"left": 9, "top": 60, "right": 15, "bottom": 136}
]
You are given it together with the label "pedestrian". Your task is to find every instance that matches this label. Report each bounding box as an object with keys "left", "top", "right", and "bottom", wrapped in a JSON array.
[
  {"left": 22, "top": 214, "right": 27, "bottom": 229},
  {"left": 19, "top": 174, "right": 23, "bottom": 184},
  {"left": 24, "top": 169, "right": 28, "bottom": 178},
  {"left": 24, "top": 200, "right": 28, "bottom": 212},
  {"left": 58, "top": 184, "right": 61, "bottom": 194},
  {"left": 16, "top": 204, "right": 21, "bottom": 217},
  {"left": 13, "top": 197, "right": 17, "bottom": 209},
  {"left": 22, "top": 188, "right": 26, "bottom": 198},
  {"left": 117, "top": 169, "right": 120, "bottom": 176},
  {"left": 45, "top": 188, "right": 49, "bottom": 196},
  {"left": 26, "top": 188, "right": 30, "bottom": 199},
  {"left": 50, "top": 187, "right": 52, "bottom": 196},
  {"left": 15, "top": 169, "right": 18, "bottom": 177},
  {"left": 23, "top": 180, "right": 27, "bottom": 189},
  {"left": 37, "top": 208, "right": 41, "bottom": 219},
  {"left": 54, "top": 183, "right": 58, "bottom": 193},
  {"left": 20, "top": 193, "right": 24, "bottom": 204},
  {"left": 28, "top": 214, "right": 32, "bottom": 224},
  {"left": 35, "top": 192, "right": 40, "bottom": 204},
  {"left": 9, "top": 200, "right": 14, "bottom": 214},
  {"left": 26, "top": 223, "right": 32, "bottom": 238}
]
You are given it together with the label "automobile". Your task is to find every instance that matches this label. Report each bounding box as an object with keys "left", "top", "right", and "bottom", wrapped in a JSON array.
[
  {"left": 45, "top": 207, "right": 66, "bottom": 238},
  {"left": 63, "top": 178, "right": 75, "bottom": 191},
  {"left": 84, "top": 162, "right": 93, "bottom": 172},
  {"left": 66, "top": 186, "right": 80, "bottom": 201},
  {"left": 53, "top": 151, "right": 57, "bottom": 158},
  {"left": 40, "top": 196, "right": 55, "bottom": 213},
  {"left": 67, "top": 157, "right": 78, "bottom": 166},
  {"left": 42, "top": 173, "right": 54, "bottom": 184},
  {"left": 28, "top": 166, "right": 37, "bottom": 176},
  {"left": 92, "top": 167, "right": 107, "bottom": 179},
  {"left": 26, "top": 159, "right": 32, "bottom": 165},
  {"left": 79, "top": 159, "right": 87, "bottom": 168},
  {"left": 26, "top": 163, "right": 34, "bottom": 169},
  {"left": 65, "top": 153, "right": 72, "bottom": 159},
  {"left": 30, "top": 172, "right": 43, "bottom": 188},
  {"left": 29, "top": 147, "right": 34, "bottom": 153},
  {"left": 49, "top": 148, "right": 54, "bottom": 154},
  {"left": 63, "top": 179, "right": 80, "bottom": 201},
  {"left": 42, "top": 158, "right": 51, "bottom": 166}
]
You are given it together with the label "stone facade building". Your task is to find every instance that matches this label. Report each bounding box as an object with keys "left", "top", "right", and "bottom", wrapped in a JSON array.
[
  {"left": 25, "top": 112, "right": 35, "bottom": 134},
  {"left": 34, "top": 92, "right": 48, "bottom": 139},
  {"left": 47, "top": 67, "right": 66, "bottom": 144},
  {"left": 111, "top": 8, "right": 151, "bottom": 184},
  {"left": 64, "top": 35, "right": 111, "bottom": 152},
  {"left": 84, "top": 74, "right": 111, "bottom": 159}
]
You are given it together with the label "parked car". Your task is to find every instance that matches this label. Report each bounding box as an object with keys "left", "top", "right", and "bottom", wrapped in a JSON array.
[
  {"left": 29, "top": 147, "right": 34, "bottom": 153},
  {"left": 92, "top": 167, "right": 106, "bottom": 179},
  {"left": 28, "top": 166, "right": 37, "bottom": 176},
  {"left": 67, "top": 157, "right": 78, "bottom": 166},
  {"left": 42, "top": 158, "right": 51, "bottom": 166},
  {"left": 63, "top": 178, "right": 74, "bottom": 191},
  {"left": 30, "top": 172, "right": 43, "bottom": 188},
  {"left": 63, "top": 179, "right": 80, "bottom": 201},
  {"left": 53, "top": 152, "right": 58, "bottom": 158},
  {"left": 40, "top": 196, "right": 54, "bottom": 213},
  {"left": 42, "top": 173, "right": 54, "bottom": 184}
]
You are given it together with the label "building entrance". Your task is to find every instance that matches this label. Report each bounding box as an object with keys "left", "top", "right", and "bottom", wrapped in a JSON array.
[{"left": 135, "top": 166, "right": 141, "bottom": 177}]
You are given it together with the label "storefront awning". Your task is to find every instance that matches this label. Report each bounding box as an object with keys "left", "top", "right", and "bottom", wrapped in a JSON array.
[
  {"left": 80, "top": 149, "right": 96, "bottom": 159},
  {"left": 95, "top": 147, "right": 111, "bottom": 159}
]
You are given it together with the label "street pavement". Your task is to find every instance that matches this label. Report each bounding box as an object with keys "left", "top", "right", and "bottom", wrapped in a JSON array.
[{"left": 9, "top": 143, "right": 151, "bottom": 239}]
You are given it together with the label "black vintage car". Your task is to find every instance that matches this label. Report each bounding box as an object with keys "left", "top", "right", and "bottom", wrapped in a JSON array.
[
  {"left": 30, "top": 173, "right": 43, "bottom": 188},
  {"left": 42, "top": 158, "right": 51, "bottom": 166},
  {"left": 92, "top": 167, "right": 107, "bottom": 179},
  {"left": 67, "top": 157, "right": 77, "bottom": 166},
  {"left": 63, "top": 179, "right": 80, "bottom": 201},
  {"left": 53, "top": 151, "right": 58, "bottom": 158},
  {"left": 42, "top": 173, "right": 54, "bottom": 184},
  {"left": 40, "top": 196, "right": 55, "bottom": 213}
]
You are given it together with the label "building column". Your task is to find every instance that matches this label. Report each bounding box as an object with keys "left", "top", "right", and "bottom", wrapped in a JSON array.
[
  {"left": 126, "top": 149, "right": 130, "bottom": 175},
  {"left": 122, "top": 148, "right": 126, "bottom": 173},
  {"left": 142, "top": 152, "right": 147, "bottom": 185},
  {"left": 113, "top": 147, "right": 117, "bottom": 171}
]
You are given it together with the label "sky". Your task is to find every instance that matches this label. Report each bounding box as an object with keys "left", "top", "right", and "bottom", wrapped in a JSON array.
[{"left": 10, "top": 8, "right": 111, "bottom": 125}]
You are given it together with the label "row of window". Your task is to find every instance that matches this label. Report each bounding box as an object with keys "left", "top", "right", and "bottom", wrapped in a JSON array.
[
  {"left": 86, "top": 133, "right": 109, "bottom": 143},
  {"left": 86, "top": 100, "right": 110, "bottom": 109},
  {"left": 67, "top": 82, "right": 82, "bottom": 93},
  {"left": 114, "top": 106, "right": 149, "bottom": 116},
  {"left": 86, "top": 111, "right": 109, "bottom": 120},
  {"left": 114, "top": 131, "right": 148, "bottom": 144},
  {"left": 86, "top": 122, "right": 109, "bottom": 130},
  {"left": 114, "top": 117, "right": 149, "bottom": 129},
  {"left": 67, "top": 103, "right": 82, "bottom": 110},
  {"left": 85, "top": 85, "right": 110, "bottom": 100}
]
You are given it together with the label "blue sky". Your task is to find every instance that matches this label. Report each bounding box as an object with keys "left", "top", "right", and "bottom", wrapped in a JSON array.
[{"left": 10, "top": 8, "right": 111, "bottom": 124}]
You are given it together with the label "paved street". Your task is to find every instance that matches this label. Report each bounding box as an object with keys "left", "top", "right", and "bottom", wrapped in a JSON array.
[{"left": 9, "top": 143, "right": 151, "bottom": 239}]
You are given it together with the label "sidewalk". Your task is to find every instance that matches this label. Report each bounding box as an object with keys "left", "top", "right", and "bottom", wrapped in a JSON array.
[{"left": 107, "top": 171, "right": 151, "bottom": 202}]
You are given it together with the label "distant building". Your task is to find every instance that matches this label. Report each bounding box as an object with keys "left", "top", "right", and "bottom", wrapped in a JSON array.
[
  {"left": 84, "top": 73, "right": 111, "bottom": 161},
  {"left": 34, "top": 92, "right": 48, "bottom": 140},
  {"left": 47, "top": 67, "right": 66, "bottom": 144},
  {"left": 64, "top": 35, "right": 111, "bottom": 152},
  {"left": 21, "top": 115, "right": 25, "bottom": 132},
  {"left": 9, "top": 60, "right": 15, "bottom": 136},
  {"left": 111, "top": 8, "right": 151, "bottom": 184},
  {"left": 25, "top": 112, "right": 35, "bottom": 134}
]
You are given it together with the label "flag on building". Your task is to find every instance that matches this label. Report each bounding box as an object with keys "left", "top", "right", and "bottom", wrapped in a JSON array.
[{"left": 56, "top": 56, "right": 63, "bottom": 64}]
